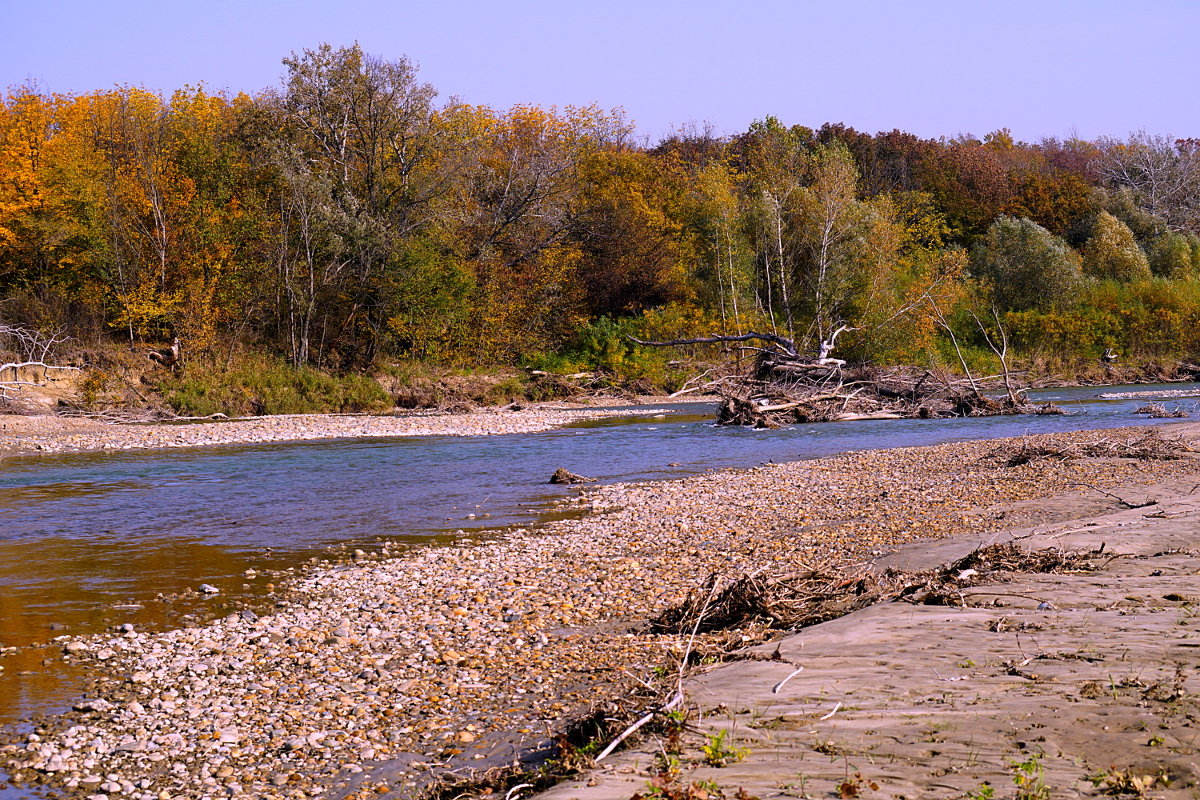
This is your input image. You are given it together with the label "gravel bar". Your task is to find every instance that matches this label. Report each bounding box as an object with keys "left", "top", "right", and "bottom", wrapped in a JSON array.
[
  {"left": 2, "top": 424, "right": 1197, "bottom": 800},
  {"left": 0, "top": 403, "right": 677, "bottom": 456}
]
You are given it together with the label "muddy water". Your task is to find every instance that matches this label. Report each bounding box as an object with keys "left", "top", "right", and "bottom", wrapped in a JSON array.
[{"left": 0, "top": 386, "right": 1196, "bottom": 735}]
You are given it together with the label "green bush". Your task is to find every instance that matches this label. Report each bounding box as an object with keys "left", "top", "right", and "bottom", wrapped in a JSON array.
[{"left": 161, "top": 358, "right": 392, "bottom": 416}]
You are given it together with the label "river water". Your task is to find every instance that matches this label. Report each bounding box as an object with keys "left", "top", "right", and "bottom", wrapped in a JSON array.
[{"left": 0, "top": 384, "right": 1197, "bottom": 745}]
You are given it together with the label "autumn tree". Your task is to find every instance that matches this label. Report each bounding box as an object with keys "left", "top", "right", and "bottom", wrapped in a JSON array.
[
  {"left": 273, "top": 43, "right": 446, "bottom": 366},
  {"left": 1146, "top": 231, "right": 1200, "bottom": 278},
  {"left": 1080, "top": 210, "right": 1151, "bottom": 282},
  {"left": 971, "top": 216, "right": 1083, "bottom": 311},
  {"left": 1098, "top": 133, "right": 1200, "bottom": 234}
]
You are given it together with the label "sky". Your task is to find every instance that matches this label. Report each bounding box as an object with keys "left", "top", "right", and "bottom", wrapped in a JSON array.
[{"left": 3, "top": 0, "right": 1197, "bottom": 145}]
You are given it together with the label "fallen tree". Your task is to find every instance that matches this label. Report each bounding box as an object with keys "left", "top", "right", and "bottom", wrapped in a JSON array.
[
  {"left": 630, "top": 327, "right": 1062, "bottom": 428},
  {"left": 0, "top": 323, "right": 79, "bottom": 410}
]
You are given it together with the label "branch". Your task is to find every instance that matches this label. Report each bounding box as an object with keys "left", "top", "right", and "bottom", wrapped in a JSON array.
[{"left": 628, "top": 331, "right": 799, "bottom": 356}]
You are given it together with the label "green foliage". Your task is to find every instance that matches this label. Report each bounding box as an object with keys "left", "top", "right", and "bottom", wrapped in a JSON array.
[
  {"left": 161, "top": 357, "right": 391, "bottom": 416},
  {"left": 524, "top": 304, "right": 723, "bottom": 391},
  {"left": 964, "top": 782, "right": 995, "bottom": 800},
  {"left": 701, "top": 729, "right": 749, "bottom": 767},
  {"left": 1004, "top": 279, "right": 1200, "bottom": 363},
  {"left": 383, "top": 239, "right": 476, "bottom": 362},
  {"left": 971, "top": 216, "right": 1084, "bottom": 311},
  {"left": 1147, "top": 231, "right": 1200, "bottom": 278},
  {"left": 1009, "top": 753, "right": 1050, "bottom": 800},
  {"left": 1081, "top": 211, "right": 1151, "bottom": 282}
]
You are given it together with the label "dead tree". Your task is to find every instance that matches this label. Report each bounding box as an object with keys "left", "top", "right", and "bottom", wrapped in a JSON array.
[
  {"left": 0, "top": 323, "right": 79, "bottom": 404},
  {"left": 630, "top": 320, "right": 1060, "bottom": 428},
  {"left": 148, "top": 337, "right": 183, "bottom": 369}
]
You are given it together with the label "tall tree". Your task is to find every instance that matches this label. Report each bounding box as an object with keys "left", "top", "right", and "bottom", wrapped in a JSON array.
[
  {"left": 971, "top": 216, "right": 1083, "bottom": 311},
  {"left": 1081, "top": 210, "right": 1151, "bottom": 282}
]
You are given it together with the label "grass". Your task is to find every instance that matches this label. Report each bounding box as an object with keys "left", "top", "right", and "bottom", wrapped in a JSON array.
[{"left": 160, "top": 356, "right": 392, "bottom": 416}]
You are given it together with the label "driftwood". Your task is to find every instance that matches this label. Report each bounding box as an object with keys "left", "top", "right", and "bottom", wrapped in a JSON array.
[
  {"left": 989, "top": 430, "right": 1192, "bottom": 467},
  {"left": 633, "top": 330, "right": 1062, "bottom": 428},
  {"left": 549, "top": 467, "right": 595, "bottom": 484},
  {"left": 649, "top": 543, "right": 1106, "bottom": 636}
]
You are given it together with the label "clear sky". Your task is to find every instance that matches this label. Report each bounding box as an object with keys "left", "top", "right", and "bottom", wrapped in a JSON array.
[{"left": 4, "top": 0, "right": 1196, "bottom": 144}]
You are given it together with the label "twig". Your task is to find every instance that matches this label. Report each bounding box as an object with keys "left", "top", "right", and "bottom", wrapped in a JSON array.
[
  {"left": 504, "top": 784, "right": 533, "bottom": 800},
  {"left": 772, "top": 666, "right": 805, "bottom": 694},
  {"left": 819, "top": 701, "right": 842, "bottom": 720}
]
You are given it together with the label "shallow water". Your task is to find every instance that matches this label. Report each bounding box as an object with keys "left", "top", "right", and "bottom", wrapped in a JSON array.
[{"left": 0, "top": 384, "right": 1195, "bottom": 749}]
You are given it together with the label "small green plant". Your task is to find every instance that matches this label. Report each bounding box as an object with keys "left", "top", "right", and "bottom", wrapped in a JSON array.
[
  {"left": 1010, "top": 753, "right": 1050, "bottom": 800},
  {"left": 964, "top": 782, "right": 995, "bottom": 800},
  {"left": 702, "top": 729, "right": 749, "bottom": 767}
]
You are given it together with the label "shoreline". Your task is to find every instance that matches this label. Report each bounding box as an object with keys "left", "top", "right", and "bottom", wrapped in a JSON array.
[
  {"left": 0, "top": 398, "right": 694, "bottom": 457},
  {"left": 544, "top": 472, "right": 1200, "bottom": 800},
  {"left": 1, "top": 424, "right": 1198, "bottom": 799}
]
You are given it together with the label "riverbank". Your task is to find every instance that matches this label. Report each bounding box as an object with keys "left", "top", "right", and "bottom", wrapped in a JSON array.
[
  {"left": 0, "top": 399, "right": 683, "bottom": 456},
  {"left": 1, "top": 424, "right": 1198, "bottom": 799},
  {"left": 543, "top": 467, "right": 1200, "bottom": 800}
]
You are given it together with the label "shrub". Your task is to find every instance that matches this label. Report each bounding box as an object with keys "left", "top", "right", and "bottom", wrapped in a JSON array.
[{"left": 161, "top": 357, "right": 391, "bottom": 416}]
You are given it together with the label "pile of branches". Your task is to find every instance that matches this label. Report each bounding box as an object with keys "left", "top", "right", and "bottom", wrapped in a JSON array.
[
  {"left": 649, "top": 543, "right": 1105, "bottom": 636},
  {"left": 716, "top": 358, "right": 1064, "bottom": 428},
  {"left": 992, "top": 429, "right": 1193, "bottom": 467},
  {"left": 631, "top": 331, "right": 1061, "bottom": 428},
  {"left": 1134, "top": 402, "right": 1189, "bottom": 419}
]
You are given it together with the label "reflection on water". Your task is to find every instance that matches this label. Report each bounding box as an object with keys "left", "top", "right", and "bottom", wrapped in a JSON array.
[{"left": 0, "top": 385, "right": 1196, "bottom": 734}]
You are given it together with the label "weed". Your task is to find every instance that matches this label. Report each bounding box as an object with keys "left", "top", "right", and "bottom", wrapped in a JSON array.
[
  {"left": 702, "top": 729, "right": 749, "bottom": 768},
  {"left": 1087, "top": 767, "right": 1169, "bottom": 796},
  {"left": 1009, "top": 753, "right": 1050, "bottom": 800},
  {"left": 836, "top": 772, "right": 878, "bottom": 798},
  {"left": 964, "top": 782, "right": 995, "bottom": 800}
]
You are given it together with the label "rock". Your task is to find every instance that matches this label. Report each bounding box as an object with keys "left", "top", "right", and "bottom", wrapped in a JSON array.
[
  {"left": 64, "top": 641, "right": 88, "bottom": 655},
  {"left": 42, "top": 754, "right": 69, "bottom": 772},
  {"left": 549, "top": 467, "right": 596, "bottom": 484},
  {"left": 239, "top": 609, "right": 259, "bottom": 622},
  {"left": 73, "top": 698, "right": 114, "bottom": 713},
  {"left": 199, "top": 584, "right": 220, "bottom": 594}
]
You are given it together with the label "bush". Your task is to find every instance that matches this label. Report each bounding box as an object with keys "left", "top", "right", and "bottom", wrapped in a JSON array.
[
  {"left": 161, "top": 357, "right": 392, "bottom": 416},
  {"left": 971, "top": 216, "right": 1084, "bottom": 311}
]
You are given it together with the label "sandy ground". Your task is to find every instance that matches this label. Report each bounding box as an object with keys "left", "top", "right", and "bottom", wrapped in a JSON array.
[
  {"left": 0, "top": 400, "right": 684, "bottom": 455},
  {"left": 537, "top": 477, "right": 1200, "bottom": 799},
  {"left": 2, "top": 425, "right": 1198, "bottom": 800}
]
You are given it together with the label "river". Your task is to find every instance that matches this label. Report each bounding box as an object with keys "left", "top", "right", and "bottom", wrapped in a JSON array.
[{"left": 0, "top": 383, "right": 1196, "bottom": 763}]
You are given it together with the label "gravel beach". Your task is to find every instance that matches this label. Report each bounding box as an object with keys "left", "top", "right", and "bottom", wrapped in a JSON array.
[
  {"left": 2, "top": 424, "right": 1198, "bottom": 800},
  {"left": 0, "top": 402, "right": 679, "bottom": 456}
]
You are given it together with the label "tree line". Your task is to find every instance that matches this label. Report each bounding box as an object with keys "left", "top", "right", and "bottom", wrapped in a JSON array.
[{"left": 3, "top": 43, "right": 1199, "bottom": 379}]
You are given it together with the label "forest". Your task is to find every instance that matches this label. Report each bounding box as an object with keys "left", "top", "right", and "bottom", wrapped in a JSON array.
[{"left": 2, "top": 43, "right": 1200, "bottom": 413}]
